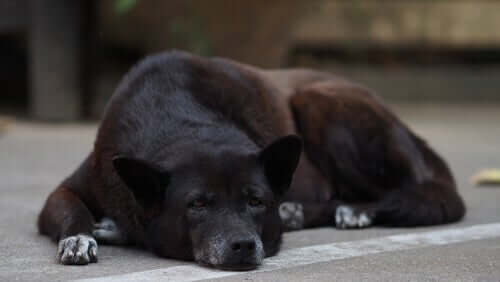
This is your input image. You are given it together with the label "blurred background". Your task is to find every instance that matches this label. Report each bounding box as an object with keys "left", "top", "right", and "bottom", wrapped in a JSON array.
[
  {"left": 1, "top": 2, "right": 500, "bottom": 280},
  {"left": 1, "top": 0, "right": 499, "bottom": 121}
]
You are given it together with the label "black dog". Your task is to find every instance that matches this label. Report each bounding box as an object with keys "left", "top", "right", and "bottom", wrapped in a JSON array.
[{"left": 38, "top": 51, "right": 465, "bottom": 269}]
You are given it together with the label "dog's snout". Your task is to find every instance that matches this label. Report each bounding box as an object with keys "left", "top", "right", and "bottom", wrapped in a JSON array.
[
  {"left": 208, "top": 236, "right": 263, "bottom": 271},
  {"left": 231, "top": 239, "right": 256, "bottom": 252}
]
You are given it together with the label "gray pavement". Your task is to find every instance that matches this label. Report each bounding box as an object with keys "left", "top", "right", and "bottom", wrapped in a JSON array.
[{"left": 1, "top": 104, "right": 500, "bottom": 281}]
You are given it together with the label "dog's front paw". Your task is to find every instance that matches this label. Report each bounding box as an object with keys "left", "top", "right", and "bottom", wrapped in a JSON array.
[
  {"left": 93, "top": 217, "right": 126, "bottom": 245},
  {"left": 57, "top": 234, "right": 98, "bottom": 265},
  {"left": 279, "top": 202, "right": 304, "bottom": 230},
  {"left": 335, "top": 205, "right": 372, "bottom": 229}
]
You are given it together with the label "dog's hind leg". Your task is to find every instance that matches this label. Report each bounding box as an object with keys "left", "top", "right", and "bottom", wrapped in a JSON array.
[
  {"left": 372, "top": 179, "right": 465, "bottom": 227},
  {"left": 289, "top": 81, "right": 465, "bottom": 228},
  {"left": 336, "top": 178, "right": 466, "bottom": 228}
]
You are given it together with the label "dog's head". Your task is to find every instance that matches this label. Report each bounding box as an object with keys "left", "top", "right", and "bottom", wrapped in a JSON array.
[{"left": 113, "top": 135, "right": 301, "bottom": 270}]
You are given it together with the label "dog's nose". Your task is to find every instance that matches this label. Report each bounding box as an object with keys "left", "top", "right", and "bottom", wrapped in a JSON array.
[
  {"left": 213, "top": 236, "right": 263, "bottom": 270},
  {"left": 231, "top": 239, "right": 256, "bottom": 253}
]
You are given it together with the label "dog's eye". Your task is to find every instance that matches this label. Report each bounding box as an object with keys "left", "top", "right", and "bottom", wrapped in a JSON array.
[
  {"left": 248, "top": 197, "right": 263, "bottom": 207},
  {"left": 189, "top": 199, "right": 206, "bottom": 209}
]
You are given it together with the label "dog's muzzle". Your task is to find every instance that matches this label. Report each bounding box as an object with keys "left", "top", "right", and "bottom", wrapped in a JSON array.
[{"left": 195, "top": 232, "right": 264, "bottom": 271}]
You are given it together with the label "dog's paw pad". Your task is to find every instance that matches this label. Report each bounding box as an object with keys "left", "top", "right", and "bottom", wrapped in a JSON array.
[
  {"left": 335, "top": 205, "right": 372, "bottom": 229},
  {"left": 57, "top": 234, "right": 98, "bottom": 265},
  {"left": 279, "top": 202, "right": 304, "bottom": 230},
  {"left": 93, "top": 217, "right": 126, "bottom": 244}
]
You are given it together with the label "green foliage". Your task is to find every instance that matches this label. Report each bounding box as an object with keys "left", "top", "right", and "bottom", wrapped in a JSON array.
[
  {"left": 169, "top": 19, "right": 212, "bottom": 56},
  {"left": 111, "top": 0, "right": 212, "bottom": 56},
  {"left": 115, "top": 0, "right": 138, "bottom": 15}
]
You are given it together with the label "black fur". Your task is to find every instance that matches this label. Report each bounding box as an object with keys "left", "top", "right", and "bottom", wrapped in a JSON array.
[{"left": 38, "top": 51, "right": 465, "bottom": 268}]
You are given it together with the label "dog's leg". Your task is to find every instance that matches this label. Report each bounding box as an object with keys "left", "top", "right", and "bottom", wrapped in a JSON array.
[
  {"left": 38, "top": 186, "right": 98, "bottom": 265},
  {"left": 335, "top": 179, "right": 465, "bottom": 228},
  {"left": 371, "top": 179, "right": 465, "bottom": 227},
  {"left": 290, "top": 81, "right": 465, "bottom": 228}
]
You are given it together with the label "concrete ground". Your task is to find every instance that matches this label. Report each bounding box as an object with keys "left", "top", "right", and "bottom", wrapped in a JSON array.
[{"left": 1, "top": 104, "right": 500, "bottom": 281}]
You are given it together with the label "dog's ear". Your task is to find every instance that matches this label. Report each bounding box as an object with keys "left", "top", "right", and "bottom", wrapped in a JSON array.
[
  {"left": 259, "top": 135, "right": 302, "bottom": 195},
  {"left": 112, "top": 156, "right": 170, "bottom": 207}
]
